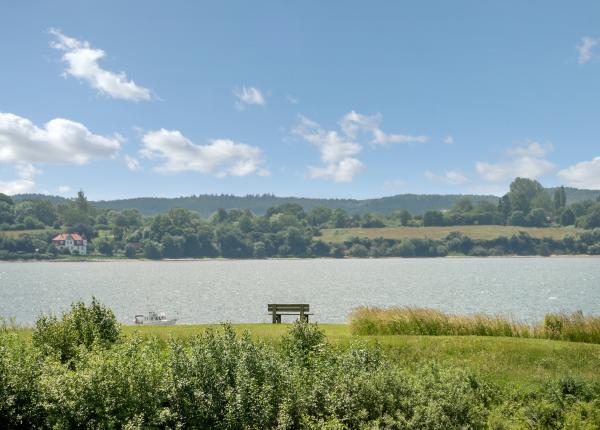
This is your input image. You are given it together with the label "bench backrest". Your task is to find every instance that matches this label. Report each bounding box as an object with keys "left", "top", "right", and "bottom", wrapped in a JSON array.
[{"left": 268, "top": 303, "right": 309, "bottom": 313}]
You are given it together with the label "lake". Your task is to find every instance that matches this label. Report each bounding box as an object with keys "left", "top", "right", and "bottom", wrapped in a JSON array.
[{"left": 1, "top": 257, "right": 599, "bottom": 325}]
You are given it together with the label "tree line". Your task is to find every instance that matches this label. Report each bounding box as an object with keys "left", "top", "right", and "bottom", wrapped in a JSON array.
[{"left": 1, "top": 177, "right": 600, "bottom": 260}]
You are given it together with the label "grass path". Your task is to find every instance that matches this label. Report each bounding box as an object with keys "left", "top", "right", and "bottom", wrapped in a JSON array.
[{"left": 122, "top": 323, "right": 600, "bottom": 391}]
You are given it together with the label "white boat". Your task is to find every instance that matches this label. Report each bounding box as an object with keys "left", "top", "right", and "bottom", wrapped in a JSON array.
[{"left": 134, "top": 311, "right": 177, "bottom": 325}]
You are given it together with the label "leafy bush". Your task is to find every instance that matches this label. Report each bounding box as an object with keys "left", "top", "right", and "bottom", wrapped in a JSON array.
[{"left": 32, "top": 297, "right": 120, "bottom": 363}]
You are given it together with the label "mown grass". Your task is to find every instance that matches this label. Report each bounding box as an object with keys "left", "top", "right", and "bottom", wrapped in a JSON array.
[
  {"left": 350, "top": 306, "right": 600, "bottom": 344},
  {"left": 117, "top": 323, "right": 600, "bottom": 391},
  {"left": 319, "top": 225, "right": 582, "bottom": 243}
]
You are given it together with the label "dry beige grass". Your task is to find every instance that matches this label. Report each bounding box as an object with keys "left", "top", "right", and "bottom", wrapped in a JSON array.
[
  {"left": 319, "top": 225, "right": 581, "bottom": 243},
  {"left": 350, "top": 306, "right": 600, "bottom": 344}
]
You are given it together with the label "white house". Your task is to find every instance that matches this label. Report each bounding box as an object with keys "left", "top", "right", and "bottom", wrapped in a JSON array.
[{"left": 52, "top": 233, "right": 87, "bottom": 255}]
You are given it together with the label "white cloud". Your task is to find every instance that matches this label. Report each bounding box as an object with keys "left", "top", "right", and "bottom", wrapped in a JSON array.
[
  {"left": 0, "top": 112, "right": 121, "bottom": 165},
  {"left": 292, "top": 115, "right": 364, "bottom": 182},
  {"left": 0, "top": 112, "right": 121, "bottom": 194},
  {"left": 286, "top": 95, "right": 299, "bottom": 104},
  {"left": 49, "top": 28, "right": 153, "bottom": 101},
  {"left": 577, "top": 36, "right": 598, "bottom": 65},
  {"left": 424, "top": 169, "right": 468, "bottom": 185},
  {"left": 140, "top": 129, "right": 268, "bottom": 177},
  {"left": 58, "top": 185, "right": 71, "bottom": 194},
  {"left": 558, "top": 156, "right": 600, "bottom": 189},
  {"left": 293, "top": 111, "right": 427, "bottom": 182},
  {"left": 476, "top": 141, "right": 555, "bottom": 183},
  {"left": 0, "top": 178, "right": 35, "bottom": 195},
  {"left": 0, "top": 163, "right": 39, "bottom": 195},
  {"left": 443, "top": 135, "right": 455, "bottom": 145},
  {"left": 309, "top": 158, "right": 366, "bottom": 183},
  {"left": 339, "top": 111, "right": 429, "bottom": 145},
  {"left": 124, "top": 155, "right": 141, "bottom": 171},
  {"left": 233, "top": 86, "right": 266, "bottom": 110}
]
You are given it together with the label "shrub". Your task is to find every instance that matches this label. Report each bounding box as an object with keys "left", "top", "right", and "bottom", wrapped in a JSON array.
[
  {"left": 32, "top": 297, "right": 120, "bottom": 363},
  {"left": 40, "top": 336, "right": 170, "bottom": 428},
  {"left": 0, "top": 328, "right": 45, "bottom": 428}
]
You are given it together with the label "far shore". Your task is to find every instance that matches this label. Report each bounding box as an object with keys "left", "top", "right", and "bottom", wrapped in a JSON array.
[{"left": 1, "top": 254, "right": 600, "bottom": 263}]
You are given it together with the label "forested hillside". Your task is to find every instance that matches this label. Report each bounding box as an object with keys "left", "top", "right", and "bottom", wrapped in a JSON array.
[{"left": 13, "top": 188, "right": 599, "bottom": 217}]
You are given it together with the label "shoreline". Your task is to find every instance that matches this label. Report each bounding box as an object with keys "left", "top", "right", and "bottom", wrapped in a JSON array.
[{"left": 1, "top": 254, "right": 600, "bottom": 263}]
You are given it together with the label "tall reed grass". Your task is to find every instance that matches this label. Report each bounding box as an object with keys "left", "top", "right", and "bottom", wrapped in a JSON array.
[{"left": 350, "top": 307, "right": 600, "bottom": 344}]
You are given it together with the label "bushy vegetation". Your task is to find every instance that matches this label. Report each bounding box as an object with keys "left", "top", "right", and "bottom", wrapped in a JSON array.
[
  {"left": 2, "top": 303, "right": 600, "bottom": 429},
  {"left": 350, "top": 306, "right": 600, "bottom": 344},
  {"left": 32, "top": 298, "right": 120, "bottom": 363}
]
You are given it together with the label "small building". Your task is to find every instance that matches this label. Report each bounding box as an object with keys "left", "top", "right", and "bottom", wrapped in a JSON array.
[{"left": 52, "top": 233, "right": 87, "bottom": 255}]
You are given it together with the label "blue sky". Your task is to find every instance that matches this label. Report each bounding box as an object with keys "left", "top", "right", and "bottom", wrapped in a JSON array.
[{"left": 1, "top": 1, "right": 600, "bottom": 200}]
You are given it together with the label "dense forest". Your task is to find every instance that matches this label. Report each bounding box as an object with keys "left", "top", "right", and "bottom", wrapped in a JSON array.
[
  {"left": 2, "top": 178, "right": 600, "bottom": 260},
  {"left": 13, "top": 186, "right": 600, "bottom": 216}
]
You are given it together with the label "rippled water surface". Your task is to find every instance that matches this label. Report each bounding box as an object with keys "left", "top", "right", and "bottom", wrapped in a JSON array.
[{"left": 1, "top": 258, "right": 599, "bottom": 325}]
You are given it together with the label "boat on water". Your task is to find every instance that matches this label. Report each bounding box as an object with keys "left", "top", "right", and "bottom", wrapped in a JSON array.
[{"left": 134, "top": 311, "right": 177, "bottom": 325}]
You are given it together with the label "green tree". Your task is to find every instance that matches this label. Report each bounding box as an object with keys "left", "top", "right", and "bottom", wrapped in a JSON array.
[
  {"left": 143, "top": 241, "right": 163, "bottom": 259},
  {"left": 423, "top": 210, "right": 444, "bottom": 226},
  {"left": 560, "top": 208, "right": 576, "bottom": 226},
  {"left": 554, "top": 186, "right": 567, "bottom": 211},
  {"left": 510, "top": 210, "right": 527, "bottom": 226},
  {"left": 453, "top": 197, "right": 474, "bottom": 213},
  {"left": 508, "top": 178, "right": 544, "bottom": 214}
]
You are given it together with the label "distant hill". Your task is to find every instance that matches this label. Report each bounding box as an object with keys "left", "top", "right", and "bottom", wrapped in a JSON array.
[
  {"left": 91, "top": 194, "right": 500, "bottom": 217},
  {"left": 545, "top": 187, "right": 600, "bottom": 205},
  {"left": 12, "top": 187, "right": 599, "bottom": 217},
  {"left": 11, "top": 194, "right": 69, "bottom": 205}
]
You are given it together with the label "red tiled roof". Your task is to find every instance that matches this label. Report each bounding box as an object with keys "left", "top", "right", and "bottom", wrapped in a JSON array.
[{"left": 52, "top": 233, "right": 84, "bottom": 241}]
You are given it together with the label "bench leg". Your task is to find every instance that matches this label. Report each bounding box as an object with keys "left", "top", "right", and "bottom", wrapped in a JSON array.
[
  {"left": 272, "top": 313, "right": 277, "bottom": 324},
  {"left": 276, "top": 314, "right": 282, "bottom": 324},
  {"left": 303, "top": 315, "right": 309, "bottom": 323}
]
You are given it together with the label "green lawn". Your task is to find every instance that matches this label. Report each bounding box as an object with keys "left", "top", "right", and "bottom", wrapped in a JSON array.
[
  {"left": 121, "top": 323, "right": 600, "bottom": 391},
  {"left": 319, "top": 225, "right": 582, "bottom": 243}
]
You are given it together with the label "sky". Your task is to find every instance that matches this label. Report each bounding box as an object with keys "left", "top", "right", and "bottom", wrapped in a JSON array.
[{"left": 1, "top": 1, "right": 600, "bottom": 200}]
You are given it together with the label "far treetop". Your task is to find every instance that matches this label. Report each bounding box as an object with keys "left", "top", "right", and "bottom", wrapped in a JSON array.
[{"left": 10, "top": 186, "right": 600, "bottom": 217}]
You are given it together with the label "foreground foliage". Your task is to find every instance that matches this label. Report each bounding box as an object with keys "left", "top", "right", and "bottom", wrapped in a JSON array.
[
  {"left": 350, "top": 306, "right": 600, "bottom": 344},
  {"left": 2, "top": 303, "right": 600, "bottom": 428}
]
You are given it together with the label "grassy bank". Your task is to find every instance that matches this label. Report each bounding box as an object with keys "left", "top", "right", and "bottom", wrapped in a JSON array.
[
  {"left": 320, "top": 225, "right": 581, "bottom": 243},
  {"left": 350, "top": 307, "right": 600, "bottom": 344}
]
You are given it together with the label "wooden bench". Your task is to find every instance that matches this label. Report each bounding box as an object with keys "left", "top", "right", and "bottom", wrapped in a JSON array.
[{"left": 268, "top": 304, "right": 312, "bottom": 323}]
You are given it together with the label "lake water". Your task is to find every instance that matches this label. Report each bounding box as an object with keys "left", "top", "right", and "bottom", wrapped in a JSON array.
[{"left": 1, "top": 258, "right": 599, "bottom": 325}]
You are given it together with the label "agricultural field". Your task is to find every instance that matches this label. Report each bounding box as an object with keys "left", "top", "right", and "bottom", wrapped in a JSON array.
[
  {"left": 0, "top": 228, "right": 59, "bottom": 238},
  {"left": 319, "top": 225, "right": 583, "bottom": 243}
]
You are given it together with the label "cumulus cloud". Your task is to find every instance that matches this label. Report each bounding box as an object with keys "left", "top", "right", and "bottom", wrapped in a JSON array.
[
  {"left": 49, "top": 28, "right": 153, "bottom": 101},
  {"left": 0, "top": 112, "right": 121, "bottom": 165},
  {"left": 424, "top": 169, "right": 468, "bottom": 185},
  {"left": 0, "top": 164, "right": 37, "bottom": 195},
  {"left": 293, "top": 111, "right": 426, "bottom": 182},
  {"left": 233, "top": 86, "right": 266, "bottom": 110},
  {"left": 339, "top": 111, "right": 429, "bottom": 145},
  {"left": 443, "top": 135, "right": 455, "bottom": 145},
  {"left": 558, "top": 156, "right": 600, "bottom": 189},
  {"left": 476, "top": 141, "right": 555, "bottom": 183},
  {"left": 140, "top": 129, "right": 268, "bottom": 177},
  {"left": 124, "top": 154, "right": 141, "bottom": 171},
  {"left": 292, "top": 115, "right": 364, "bottom": 182},
  {"left": 0, "top": 112, "right": 121, "bottom": 194},
  {"left": 577, "top": 36, "right": 598, "bottom": 65}
]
